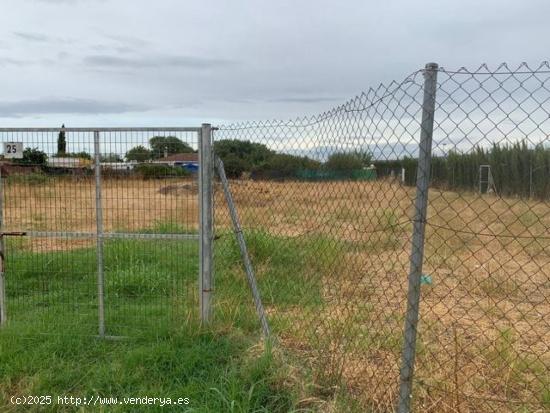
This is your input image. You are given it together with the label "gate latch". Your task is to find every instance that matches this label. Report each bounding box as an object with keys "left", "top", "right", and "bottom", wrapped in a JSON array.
[{"left": 0, "top": 232, "right": 26, "bottom": 237}]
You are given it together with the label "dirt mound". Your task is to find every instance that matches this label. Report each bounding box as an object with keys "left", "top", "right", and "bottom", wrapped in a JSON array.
[{"left": 158, "top": 183, "right": 198, "bottom": 195}]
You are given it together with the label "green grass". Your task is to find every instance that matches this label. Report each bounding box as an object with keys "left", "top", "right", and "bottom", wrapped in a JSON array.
[
  {"left": 0, "top": 331, "right": 294, "bottom": 412},
  {"left": 0, "top": 229, "right": 345, "bottom": 412}
]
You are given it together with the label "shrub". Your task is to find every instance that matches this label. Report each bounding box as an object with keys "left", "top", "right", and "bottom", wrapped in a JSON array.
[
  {"left": 325, "top": 152, "right": 369, "bottom": 173},
  {"left": 126, "top": 145, "right": 152, "bottom": 162},
  {"left": 214, "top": 139, "right": 274, "bottom": 177},
  {"left": 149, "top": 136, "right": 194, "bottom": 159},
  {"left": 13, "top": 147, "right": 48, "bottom": 166},
  {"left": 220, "top": 153, "right": 250, "bottom": 178},
  {"left": 134, "top": 163, "right": 189, "bottom": 179},
  {"left": 251, "top": 153, "right": 321, "bottom": 180}
]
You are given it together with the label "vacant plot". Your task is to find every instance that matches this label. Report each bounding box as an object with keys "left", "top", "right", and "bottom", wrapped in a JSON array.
[{"left": 0, "top": 177, "right": 548, "bottom": 412}]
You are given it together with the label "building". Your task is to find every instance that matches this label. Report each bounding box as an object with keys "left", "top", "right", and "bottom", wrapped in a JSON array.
[
  {"left": 101, "top": 161, "right": 137, "bottom": 171},
  {"left": 47, "top": 157, "right": 92, "bottom": 168},
  {"left": 153, "top": 153, "right": 199, "bottom": 173}
]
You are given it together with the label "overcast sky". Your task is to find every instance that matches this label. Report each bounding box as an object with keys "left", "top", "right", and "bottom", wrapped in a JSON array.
[{"left": 1, "top": 0, "right": 549, "bottom": 127}]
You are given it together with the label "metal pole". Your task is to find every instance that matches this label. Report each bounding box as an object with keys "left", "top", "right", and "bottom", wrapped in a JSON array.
[
  {"left": 94, "top": 131, "right": 105, "bottom": 337},
  {"left": 199, "top": 123, "right": 213, "bottom": 324},
  {"left": 214, "top": 156, "right": 271, "bottom": 338},
  {"left": 529, "top": 164, "right": 533, "bottom": 199},
  {"left": 397, "top": 62, "right": 438, "bottom": 413},
  {"left": 479, "top": 165, "right": 482, "bottom": 194},
  {"left": 0, "top": 169, "right": 6, "bottom": 326}
]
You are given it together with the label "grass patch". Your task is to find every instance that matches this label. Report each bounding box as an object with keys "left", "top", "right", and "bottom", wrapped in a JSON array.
[
  {"left": 215, "top": 230, "right": 344, "bottom": 310},
  {"left": 0, "top": 228, "right": 345, "bottom": 411},
  {"left": 6, "top": 172, "right": 50, "bottom": 186},
  {"left": 0, "top": 330, "right": 295, "bottom": 412}
]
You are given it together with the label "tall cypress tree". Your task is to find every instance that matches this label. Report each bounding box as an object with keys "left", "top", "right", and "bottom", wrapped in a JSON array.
[{"left": 57, "top": 124, "right": 66, "bottom": 155}]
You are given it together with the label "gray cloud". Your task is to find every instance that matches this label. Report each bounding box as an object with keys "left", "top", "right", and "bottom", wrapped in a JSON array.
[
  {"left": 13, "top": 31, "right": 72, "bottom": 45},
  {"left": 83, "top": 54, "right": 235, "bottom": 70},
  {"left": 0, "top": 98, "right": 150, "bottom": 117},
  {"left": 0, "top": 57, "right": 29, "bottom": 67},
  {"left": 0, "top": 56, "right": 56, "bottom": 66},
  {"left": 3, "top": 0, "right": 550, "bottom": 125},
  {"left": 102, "top": 34, "right": 148, "bottom": 48},
  {"left": 13, "top": 31, "right": 50, "bottom": 42},
  {"left": 90, "top": 44, "right": 136, "bottom": 54}
]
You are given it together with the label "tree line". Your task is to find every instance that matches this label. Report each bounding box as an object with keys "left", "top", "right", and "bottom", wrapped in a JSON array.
[
  {"left": 10, "top": 133, "right": 548, "bottom": 199},
  {"left": 375, "top": 141, "right": 550, "bottom": 199},
  {"left": 213, "top": 139, "right": 373, "bottom": 179}
]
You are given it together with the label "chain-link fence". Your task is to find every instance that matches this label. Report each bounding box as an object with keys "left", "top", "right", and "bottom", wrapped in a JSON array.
[
  {"left": 213, "top": 62, "right": 550, "bottom": 412},
  {"left": 0, "top": 63, "right": 548, "bottom": 412}
]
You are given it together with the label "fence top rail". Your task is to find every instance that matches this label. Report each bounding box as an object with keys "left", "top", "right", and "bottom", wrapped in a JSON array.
[{"left": 0, "top": 127, "right": 201, "bottom": 132}]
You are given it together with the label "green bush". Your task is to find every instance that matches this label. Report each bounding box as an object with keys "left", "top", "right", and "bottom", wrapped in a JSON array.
[
  {"left": 251, "top": 153, "right": 321, "bottom": 180},
  {"left": 325, "top": 152, "right": 369, "bottom": 173},
  {"left": 134, "top": 163, "right": 189, "bottom": 179},
  {"left": 149, "top": 136, "right": 194, "bottom": 159},
  {"left": 214, "top": 139, "right": 275, "bottom": 178},
  {"left": 126, "top": 145, "right": 152, "bottom": 162},
  {"left": 13, "top": 147, "right": 48, "bottom": 166},
  {"left": 220, "top": 153, "right": 249, "bottom": 178}
]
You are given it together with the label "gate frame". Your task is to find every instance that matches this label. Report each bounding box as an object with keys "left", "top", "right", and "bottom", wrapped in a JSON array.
[
  {"left": 198, "top": 123, "right": 214, "bottom": 324},
  {"left": 0, "top": 126, "right": 213, "bottom": 334}
]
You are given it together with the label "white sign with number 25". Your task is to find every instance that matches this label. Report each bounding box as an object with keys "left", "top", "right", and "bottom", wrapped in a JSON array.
[{"left": 3, "top": 142, "right": 23, "bottom": 159}]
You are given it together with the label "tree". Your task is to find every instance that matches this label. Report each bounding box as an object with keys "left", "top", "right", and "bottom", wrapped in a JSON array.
[
  {"left": 219, "top": 153, "right": 249, "bottom": 178},
  {"left": 57, "top": 124, "right": 66, "bottom": 155},
  {"left": 213, "top": 139, "right": 275, "bottom": 178},
  {"left": 252, "top": 153, "right": 321, "bottom": 179},
  {"left": 149, "top": 136, "right": 193, "bottom": 159},
  {"left": 14, "top": 147, "right": 48, "bottom": 165},
  {"left": 214, "top": 140, "right": 274, "bottom": 166},
  {"left": 325, "top": 152, "right": 368, "bottom": 173},
  {"left": 126, "top": 145, "right": 152, "bottom": 162}
]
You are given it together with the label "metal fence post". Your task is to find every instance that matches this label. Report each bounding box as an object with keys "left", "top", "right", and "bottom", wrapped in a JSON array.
[
  {"left": 0, "top": 169, "right": 6, "bottom": 326},
  {"left": 214, "top": 156, "right": 270, "bottom": 338},
  {"left": 397, "top": 62, "right": 438, "bottom": 413},
  {"left": 94, "top": 131, "right": 106, "bottom": 337},
  {"left": 199, "top": 123, "right": 213, "bottom": 324}
]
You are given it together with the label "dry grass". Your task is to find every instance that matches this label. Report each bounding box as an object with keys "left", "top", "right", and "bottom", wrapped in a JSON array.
[
  {"left": 213, "top": 179, "right": 549, "bottom": 412},
  {"left": 3, "top": 177, "right": 199, "bottom": 250},
  {"left": 3, "top": 176, "right": 549, "bottom": 412}
]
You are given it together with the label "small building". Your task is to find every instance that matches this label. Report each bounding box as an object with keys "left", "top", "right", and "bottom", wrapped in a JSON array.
[
  {"left": 154, "top": 153, "right": 199, "bottom": 173},
  {"left": 47, "top": 157, "right": 92, "bottom": 169},
  {"left": 101, "top": 161, "right": 137, "bottom": 171}
]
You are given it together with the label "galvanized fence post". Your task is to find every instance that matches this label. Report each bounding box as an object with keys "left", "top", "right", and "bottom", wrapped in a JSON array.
[
  {"left": 214, "top": 155, "right": 271, "bottom": 338},
  {"left": 94, "top": 131, "right": 106, "bottom": 337},
  {"left": 0, "top": 169, "right": 6, "bottom": 326},
  {"left": 397, "top": 62, "right": 438, "bottom": 413},
  {"left": 199, "top": 123, "right": 213, "bottom": 324}
]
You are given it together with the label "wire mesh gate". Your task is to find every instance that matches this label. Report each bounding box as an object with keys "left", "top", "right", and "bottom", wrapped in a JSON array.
[{"left": 0, "top": 126, "right": 213, "bottom": 337}]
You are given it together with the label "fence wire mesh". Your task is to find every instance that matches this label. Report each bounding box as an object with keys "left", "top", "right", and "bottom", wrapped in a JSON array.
[
  {"left": 213, "top": 62, "right": 550, "bottom": 412},
  {"left": 0, "top": 62, "right": 548, "bottom": 412},
  {"left": 0, "top": 128, "right": 201, "bottom": 337}
]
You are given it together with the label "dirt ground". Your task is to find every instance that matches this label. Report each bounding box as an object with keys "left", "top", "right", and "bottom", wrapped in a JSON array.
[{"left": 3, "top": 176, "right": 549, "bottom": 412}]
